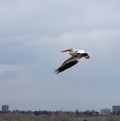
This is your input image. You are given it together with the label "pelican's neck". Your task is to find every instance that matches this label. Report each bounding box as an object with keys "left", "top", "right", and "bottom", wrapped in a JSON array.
[
  {"left": 69, "top": 49, "right": 77, "bottom": 56},
  {"left": 61, "top": 48, "right": 77, "bottom": 56}
]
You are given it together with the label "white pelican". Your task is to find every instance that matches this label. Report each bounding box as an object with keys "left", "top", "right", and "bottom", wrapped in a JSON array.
[{"left": 55, "top": 48, "right": 90, "bottom": 73}]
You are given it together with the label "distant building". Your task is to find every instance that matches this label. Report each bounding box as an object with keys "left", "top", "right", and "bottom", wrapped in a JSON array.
[
  {"left": 2, "top": 105, "right": 9, "bottom": 112},
  {"left": 112, "top": 105, "right": 120, "bottom": 114},
  {"left": 100, "top": 108, "right": 111, "bottom": 115}
]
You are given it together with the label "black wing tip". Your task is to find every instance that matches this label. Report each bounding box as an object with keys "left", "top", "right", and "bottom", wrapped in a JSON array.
[
  {"left": 55, "top": 67, "right": 64, "bottom": 74},
  {"left": 55, "top": 60, "right": 79, "bottom": 74},
  {"left": 55, "top": 69, "right": 60, "bottom": 74}
]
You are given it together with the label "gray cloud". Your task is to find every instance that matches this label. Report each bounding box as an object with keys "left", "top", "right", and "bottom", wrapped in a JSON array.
[{"left": 0, "top": 70, "right": 18, "bottom": 79}]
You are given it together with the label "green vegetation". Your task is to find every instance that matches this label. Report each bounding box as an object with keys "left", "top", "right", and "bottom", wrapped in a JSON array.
[
  {"left": 0, "top": 111, "right": 120, "bottom": 121},
  {"left": 74, "top": 115, "right": 120, "bottom": 121}
]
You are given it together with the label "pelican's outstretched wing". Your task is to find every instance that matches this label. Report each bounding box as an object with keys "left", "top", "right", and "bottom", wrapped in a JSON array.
[{"left": 55, "top": 56, "right": 79, "bottom": 74}]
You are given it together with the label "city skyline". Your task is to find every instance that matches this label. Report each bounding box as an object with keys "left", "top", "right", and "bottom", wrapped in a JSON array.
[{"left": 1, "top": 104, "right": 120, "bottom": 114}]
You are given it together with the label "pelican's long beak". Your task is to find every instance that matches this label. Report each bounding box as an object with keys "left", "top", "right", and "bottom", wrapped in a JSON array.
[{"left": 61, "top": 48, "right": 72, "bottom": 52}]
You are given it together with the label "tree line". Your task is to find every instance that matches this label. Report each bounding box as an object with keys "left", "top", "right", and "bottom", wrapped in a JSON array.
[{"left": 0, "top": 109, "right": 99, "bottom": 117}]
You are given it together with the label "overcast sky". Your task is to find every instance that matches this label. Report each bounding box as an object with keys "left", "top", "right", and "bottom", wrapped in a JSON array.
[{"left": 0, "top": 0, "right": 120, "bottom": 111}]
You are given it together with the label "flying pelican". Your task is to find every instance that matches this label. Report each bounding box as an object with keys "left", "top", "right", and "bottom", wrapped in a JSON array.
[{"left": 55, "top": 48, "right": 90, "bottom": 73}]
